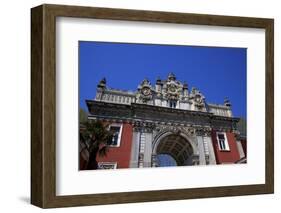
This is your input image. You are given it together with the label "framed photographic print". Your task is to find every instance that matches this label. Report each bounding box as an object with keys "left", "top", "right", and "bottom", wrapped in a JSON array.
[{"left": 31, "top": 4, "right": 274, "bottom": 208}]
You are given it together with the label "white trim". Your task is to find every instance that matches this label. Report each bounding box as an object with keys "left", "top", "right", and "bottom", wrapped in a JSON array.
[
  {"left": 98, "top": 162, "right": 117, "bottom": 169},
  {"left": 108, "top": 123, "right": 123, "bottom": 147},
  {"left": 216, "top": 132, "right": 230, "bottom": 151}
]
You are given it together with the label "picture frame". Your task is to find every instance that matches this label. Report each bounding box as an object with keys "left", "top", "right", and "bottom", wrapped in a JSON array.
[{"left": 31, "top": 4, "right": 274, "bottom": 208}]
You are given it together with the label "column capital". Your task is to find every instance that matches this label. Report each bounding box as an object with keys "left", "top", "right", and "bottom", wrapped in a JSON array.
[
  {"left": 133, "top": 121, "right": 155, "bottom": 133},
  {"left": 195, "top": 127, "right": 212, "bottom": 136}
]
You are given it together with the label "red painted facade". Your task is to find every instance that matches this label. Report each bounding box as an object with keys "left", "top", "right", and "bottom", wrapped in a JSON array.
[
  {"left": 80, "top": 123, "right": 246, "bottom": 169},
  {"left": 211, "top": 130, "right": 241, "bottom": 164},
  {"left": 96, "top": 123, "right": 133, "bottom": 168}
]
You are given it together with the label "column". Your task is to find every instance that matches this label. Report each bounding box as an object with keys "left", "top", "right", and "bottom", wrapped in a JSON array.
[
  {"left": 151, "top": 154, "right": 157, "bottom": 167},
  {"left": 204, "top": 136, "right": 216, "bottom": 165},
  {"left": 236, "top": 140, "right": 245, "bottom": 159},
  {"left": 138, "top": 132, "right": 146, "bottom": 168},
  {"left": 196, "top": 136, "right": 206, "bottom": 165},
  {"left": 129, "top": 131, "right": 140, "bottom": 168},
  {"left": 143, "top": 132, "right": 153, "bottom": 167}
]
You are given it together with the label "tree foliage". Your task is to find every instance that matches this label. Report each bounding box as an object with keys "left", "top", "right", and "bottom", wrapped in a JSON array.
[
  {"left": 80, "top": 120, "right": 113, "bottom": 170},
  {"left": 79, "top": 108, "right": 88, "bottom": 123}
]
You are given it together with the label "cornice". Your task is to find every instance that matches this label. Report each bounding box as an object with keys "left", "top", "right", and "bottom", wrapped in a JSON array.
[{"left": 86, "top": 100, "right": 239, "bottom": 134}]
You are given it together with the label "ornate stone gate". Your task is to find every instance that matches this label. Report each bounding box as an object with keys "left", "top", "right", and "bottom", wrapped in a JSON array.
[
  {"left": 129, "top": 122, "right": 217, "bottom": 168},
  {"left": 85, "top": 73, "right": 243, "bottom": 168}
]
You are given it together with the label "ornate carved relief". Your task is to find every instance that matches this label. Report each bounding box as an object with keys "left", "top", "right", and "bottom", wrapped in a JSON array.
[
  {"left": 136, "top": 78, "right": 154, "bottom": 103},
  {"left": 195, "top": 127, "right": 212, "bottom": 136},
  {"left": 87, "top": 100, "right": 238, "bottom": 135},
  {"left": 133, "top": 121, "right": 156, "bottom": 133},
  {"left": 154, "top": 124, "right": 196, "bottom": 137},
  {"left": 94, "top": 73, "right": 233, "bottom": 118},
  {"left": 162, "top": 73, "right": 183, "bottom": 101},
  {"left": 190, "top": 87, "right": 205, "bottom": 110}
]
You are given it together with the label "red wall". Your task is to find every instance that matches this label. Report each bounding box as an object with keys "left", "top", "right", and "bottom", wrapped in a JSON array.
[
  {"left": 96, "top": 123, "right": 133, "bottom": 168},
  {"left": 211, "top": 130, "right": 241, "bottom": 164}
]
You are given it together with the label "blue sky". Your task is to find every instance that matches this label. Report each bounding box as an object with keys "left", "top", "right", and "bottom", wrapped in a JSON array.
[{"left": 79, "top": 41, "right": 246, "bottom": 118}]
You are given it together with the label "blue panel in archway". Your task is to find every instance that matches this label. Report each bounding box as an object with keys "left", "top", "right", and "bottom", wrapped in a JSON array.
[{"left": 156, "top": 154, "right": 177, "bottom": 167}]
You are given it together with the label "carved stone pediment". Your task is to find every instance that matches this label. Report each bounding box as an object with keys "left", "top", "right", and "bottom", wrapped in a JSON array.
[
  {"left": 163, "top": 80, "right": 183, "bottom": 100},
  {"left": 194, "top": 94, "right": 204, "bottom": 106},
  {"left": 136, "top": 79, "right": 154, "bottom": 103},
  {"left": 190, "top": 87, "right": 205, "bottom": 109}
]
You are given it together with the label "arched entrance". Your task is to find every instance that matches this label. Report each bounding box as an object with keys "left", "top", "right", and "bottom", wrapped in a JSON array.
[{"left": 152, "top": 133, "right": 197, "bottom": 167}]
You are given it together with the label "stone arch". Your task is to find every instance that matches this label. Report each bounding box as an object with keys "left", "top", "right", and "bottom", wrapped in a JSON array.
[{"left": 152, "top": 131, "right": 198, "bottom": 166}]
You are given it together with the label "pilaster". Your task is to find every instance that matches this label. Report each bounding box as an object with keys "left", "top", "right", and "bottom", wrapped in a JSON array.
[
  {"left": 143, "top": 132, "right": 153, "bottom": 167},
  {"left": 196, "top": 136, "right": 206, "bottom": 165},
  {"left": 129, "top": 131, "right": 140, "bottom": 168}
]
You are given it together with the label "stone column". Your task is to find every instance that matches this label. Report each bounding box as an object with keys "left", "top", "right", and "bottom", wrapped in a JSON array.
[
  {"left": 129, "top": 131, "right": 140, "bottom": 168},
  {"left": 196, "top": 128, "right": 216, "bottom": 165},
  {"left": 204, "top": 136, "right": 216, "bottom": 165},
  {"left": 202, "top": 136, "right": 210, "bottom": 164},
  {"left": 151, "top": 154, "right": 158, "bottom": 167},
  {"left": 132, "top": 122, "right": 155, "bottom": 168},
  {"left": 196, "top": 136, "right": 206, "bottom": 165},
  {"left": 138, "top": 132, "right": 146, "bottom": 168},
  {"left": 143, "top": 132, "right": 153, "bottom": 167},
  {"left": 236, "top": 140, "right": 245, "bottom": 159}
]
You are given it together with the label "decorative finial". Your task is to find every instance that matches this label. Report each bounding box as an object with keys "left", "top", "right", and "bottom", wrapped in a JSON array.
[
  {"left": 100, "top": 77, "right": 106, "bottom": 84},
  {"left": 183, "top": 81, "right": 188, "bottom": 89},
  {"left": 191, "top": 87, "right": 196, "bottom": 93},
  {"left": 168, "top": 72, "right": 176, "bottom": 81},
  {"left": 140, "top": 78, "right": 151, "bottom": 87},
  {"left": 156, "top": 76, "right": 162, "bottom": 85},
  {"left": 97, "top": 77, "right": 106, "bottom": 88},
  {"left": 224, "top": 97, "right": 231, "bottom": 107},
  {"left": 143, "top": 78, "right": 149, "bottom": 84}
]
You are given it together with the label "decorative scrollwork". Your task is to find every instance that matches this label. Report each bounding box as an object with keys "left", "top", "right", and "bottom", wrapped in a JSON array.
[
  {"left": 163, "top": 81, "right": 182, "bottom": 101},
  {"left": 136, "top": 78, "right": 154, "bottom": 103},
  {"left": 190, "top": 87, "right": 205, "bottom": 109},
  {"left": 195, "top": 127, "right": 212, "bottom": 136},
  {"left": 155, "top": 124, "right": 196, "bottom": 137},
  {"left": 133, "top": 121, "right": 156, "bottom": 133}
]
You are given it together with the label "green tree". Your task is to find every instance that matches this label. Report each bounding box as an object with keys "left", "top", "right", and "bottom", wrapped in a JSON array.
[
  {"left": 80, "top": 120, "right": 113, "bottom": 170},
  {"left": 79, "top": 108, "right": 88, "bottom": 123}
]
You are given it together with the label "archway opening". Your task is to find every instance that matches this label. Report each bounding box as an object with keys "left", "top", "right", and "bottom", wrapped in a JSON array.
[
  {"left": 155, "top": 134, "right": 194, "bottom": 167},
  {"left": 156, "top": 154, "right": 177, "bottom": 167}
]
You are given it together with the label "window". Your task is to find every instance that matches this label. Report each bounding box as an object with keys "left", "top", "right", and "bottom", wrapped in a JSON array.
[
  {"left": 216, "top": 132, "right": 230, "bottom": 151},
  {"left": 98, "top": 162, "right": 117, "bottom": 169},
  {"left": 169, "top": 100, "right": 177, "bottom": 108},
  {"left": 107, "top": 124, "right": 123, "bottom": 147}
]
